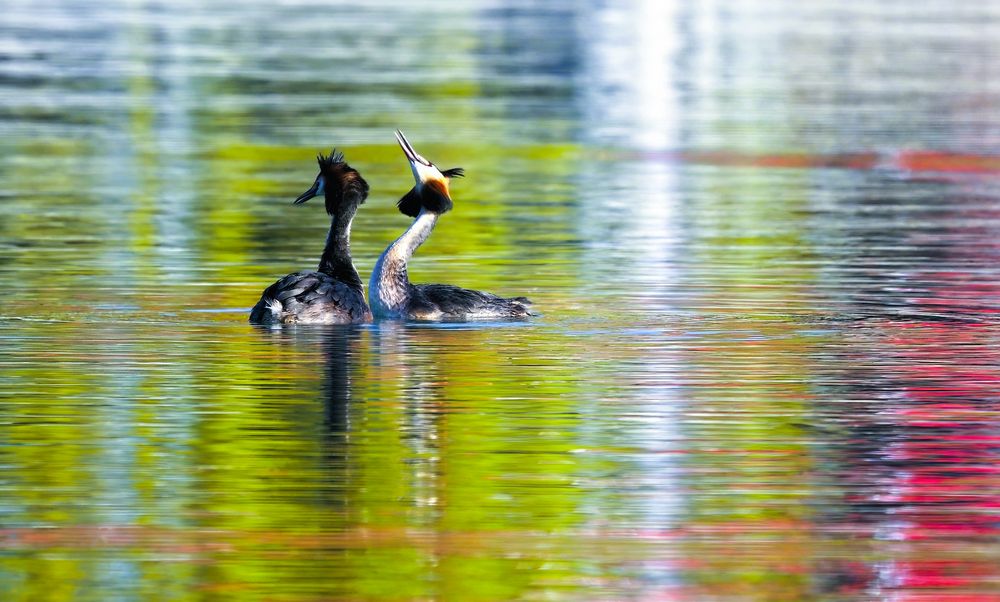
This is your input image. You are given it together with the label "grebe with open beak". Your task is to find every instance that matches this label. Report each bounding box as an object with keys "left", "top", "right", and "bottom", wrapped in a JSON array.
[{"left": 367, "top": 130, "right": 532, "bottom": 321}]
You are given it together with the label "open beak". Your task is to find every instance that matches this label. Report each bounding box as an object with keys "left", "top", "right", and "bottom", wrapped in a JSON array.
[
  {"left": 394, "top": 130, "right": 432, "bottom": 167},
  {"left": 293, "top": 174, "right": 324, "bottom": 204}
]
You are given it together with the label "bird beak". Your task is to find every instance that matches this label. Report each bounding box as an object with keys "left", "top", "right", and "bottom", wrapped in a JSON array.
[
  {"left": 294, "top": 174, "right": 325, "bottom": 204},
  {"left": 394, "top": 130, "right": 432, "bottom": 167}
]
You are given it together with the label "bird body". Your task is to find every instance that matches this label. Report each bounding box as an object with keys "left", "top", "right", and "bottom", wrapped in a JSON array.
[
  {"left": 367, "top": 131, "right": 531, "bottom": 321},
  {"left": 251, "top": 270, "right": 369, "bottom": 324},
  {"left": 409, "top": 284, "right": 533, "bottom": 321}
]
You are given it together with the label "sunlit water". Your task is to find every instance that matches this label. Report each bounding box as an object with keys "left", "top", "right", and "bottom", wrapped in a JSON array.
[{"left": 4, "top": 1, "right": 1000, "bottom": 600}]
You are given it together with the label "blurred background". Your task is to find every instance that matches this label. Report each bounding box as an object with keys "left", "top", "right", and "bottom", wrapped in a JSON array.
[{"left": 3, "top": 1, "right": 1000, "bottom": 600}]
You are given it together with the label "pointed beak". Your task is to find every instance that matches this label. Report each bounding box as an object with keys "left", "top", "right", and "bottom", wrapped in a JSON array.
[
  {"left": 294, "top": 174, "right": 324, "bottom": 204},
  {"left": 394, "top": 130, "right": 431, "bottom": 167}
]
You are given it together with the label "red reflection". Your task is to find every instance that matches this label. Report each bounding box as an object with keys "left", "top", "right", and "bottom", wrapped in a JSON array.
[
  {"left": 836, "top": 306, "right": 1000, "bottom": 597},
  {"left": 635, "top": 149, "right": 1000, "bottom": 176},
  {"left": 895, "top": 151, "right": 1000, "bottom": 174}
]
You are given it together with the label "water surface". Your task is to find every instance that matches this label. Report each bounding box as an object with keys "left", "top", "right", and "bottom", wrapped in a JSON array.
[{"left": 3, "top": 1, "right": 1000, "bottom": 600}]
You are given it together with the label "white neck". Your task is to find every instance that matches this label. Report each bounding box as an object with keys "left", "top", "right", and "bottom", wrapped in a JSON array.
[{"left": 368, "top": 210, "right": 439, "bottom": 318}]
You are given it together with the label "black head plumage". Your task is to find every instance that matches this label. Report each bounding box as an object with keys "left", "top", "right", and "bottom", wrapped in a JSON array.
[
  {"left": 395, "top": 167, "right": 463, "bottom": 218},
  {"left": 321, "top": 149, "right": 369, "bottom": 216},
  {"left": 296, "top": 149, "right": 369, "bottom": 216},
  {"left": 396, "top": 187, "right": 422, "bottom": 218}
]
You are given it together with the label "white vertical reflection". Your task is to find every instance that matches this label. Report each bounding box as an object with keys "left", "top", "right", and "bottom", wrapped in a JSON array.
[
  {"left": 576, "top": 0, "right": 685, "bottom": 591},
  {"left": 575, "top": 0, "right": 682, "bottom": 296},
  {"left": 152, "top": 2, "right": 198, "bottom": 284},
  {"left": 577, "top": 0, "right": 679, "bottom": 152}
]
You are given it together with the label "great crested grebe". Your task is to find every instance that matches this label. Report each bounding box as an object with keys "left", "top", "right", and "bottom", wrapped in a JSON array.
[
  {"left": 367, "top": 130, "right": 532, "bottom": 321},
  {"left": 249, "top": 150, "right": 372, "bottom": 325}
]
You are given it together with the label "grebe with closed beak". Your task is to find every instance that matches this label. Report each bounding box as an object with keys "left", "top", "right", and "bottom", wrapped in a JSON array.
[
  {"left": 367, "top": 130, "right": 532, "bottom": 321},
  {"left": 249, "top": 150, "right": 372, "bottom": 325}
]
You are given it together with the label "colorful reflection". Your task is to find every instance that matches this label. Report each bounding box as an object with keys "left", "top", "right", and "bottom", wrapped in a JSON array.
[{"left": 4, "top": 0, "right": 1000, "bottom": 600}]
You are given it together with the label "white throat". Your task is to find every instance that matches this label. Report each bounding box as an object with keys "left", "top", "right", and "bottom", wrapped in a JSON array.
[{"left": 411, "top": 161, "right": 442, "bottom": 185}]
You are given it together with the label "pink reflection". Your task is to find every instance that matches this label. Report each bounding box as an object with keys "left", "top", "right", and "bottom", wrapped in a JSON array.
[{"left": 835, "top": 316, "right": 1000, "bottom": 596}]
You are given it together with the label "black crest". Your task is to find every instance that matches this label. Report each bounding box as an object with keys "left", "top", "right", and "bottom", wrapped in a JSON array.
[
  {"left": 318, "top": 149, "right": 345, "bottom": 169},
  {"left": 317, "top": 149, "right": 369, "bottom": 216},
  {"left": 441, "top": 167, "right": 465, "bottom": 179}
]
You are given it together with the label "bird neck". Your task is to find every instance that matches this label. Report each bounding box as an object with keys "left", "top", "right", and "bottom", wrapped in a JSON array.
[
  {"left": 369, "top": 209, "right": 439, "bottom": 317},
  {"left": 391, "top": 208, "right": 439, "bottom": 263},
  {"left": 318, "top": 211, "right": 363, "bottom": 289}
]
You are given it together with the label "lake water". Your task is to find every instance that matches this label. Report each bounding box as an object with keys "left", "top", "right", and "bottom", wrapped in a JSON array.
[{"left": 4, "top": 1, "right": 1000, "bottom": 600}]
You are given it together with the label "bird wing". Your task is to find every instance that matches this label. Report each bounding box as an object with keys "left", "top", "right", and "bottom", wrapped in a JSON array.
[
  {"left": 259, "top": 271, "right": 370, "bottom": 323},
  {"left": 413, "top": 284, "right": 531, "bottom": 318}
]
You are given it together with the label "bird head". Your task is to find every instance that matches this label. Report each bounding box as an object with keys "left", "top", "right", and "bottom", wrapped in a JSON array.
[
  {"left": 294, "top": 149, "right": 369, "bottom": 217},
  {"left": 394, "top": 129, "right": 464, "bottom": 217}
]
